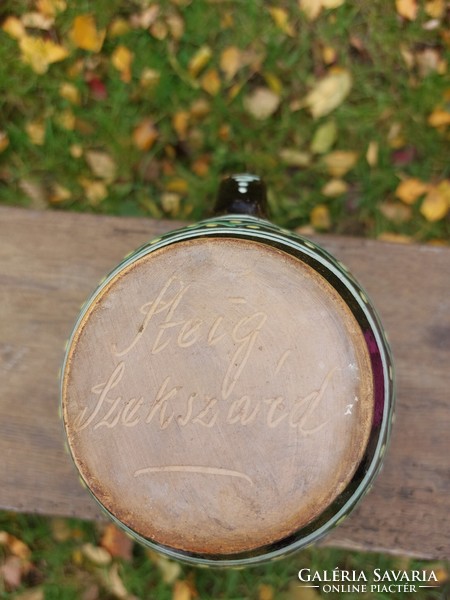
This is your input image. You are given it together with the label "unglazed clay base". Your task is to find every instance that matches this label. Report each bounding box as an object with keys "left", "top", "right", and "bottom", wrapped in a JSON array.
[{"left": 63, "top": 237, "right": 374, "bottom": 555}]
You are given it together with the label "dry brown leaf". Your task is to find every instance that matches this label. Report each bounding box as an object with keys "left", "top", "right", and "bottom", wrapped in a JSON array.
[
  {"left": 108, "top": 18, "right": 131, "bottom": 38},
  {"left": 218, "top": 124, "right": 230, "bottom": 140},
  {"left": 111, "top": 45, "right": 133, "bottom": 83},
  {"left": 0, "top": 533, "right": 31, "bottom": 559},
  {"left": 428, "top": 108, "right": 450, "bottom": 127},
  {"left": 0, "top": 131, "right": 10, "bottom": 153},
  {"left": 396, "top": 0, "right": 418, "bottom": 20},
  {"left": 85, "top": 150, "right": 117, "bottom": 182},
  {"left": 22, "top": 12, "right": 54, "bottom": 30},
  {"left": 299, "top": 0, "right": 322, "bottom": 21},
  {"left": 172, "top": 111, "right": 190, "bottom": 139},
  {"left": 192, "top": 156, "right": 210, "bottom": 177},
  {"left": 2, "top": 16, "right": 26, "bottom": 39},
  {"left": 420, "top": 182, "right": 450, "bottom": 221},
  {"left": 279, "top": 149, "right": 311, "bottom": 167},
  {"left": 310, "top": 120, "right": 337, "bottom": 154},
  {"left": 304, "top": 69, "right": 352, "bottom": 118},
  {"left": 269, "top": 7, "right": 295, "bottom": 36},
  {"left": 366, "top": 141, "right": 379, "bottom": 167},
  {"left": 310, "top": 204, "right": 331, "bottom": 230},
  {"left": 36, "top": 0, "right": 66, "bottom": 17},
  {"left": 321, "top": 178, "right": 348, "bottom": 196},
  {"left": 220, "top": 46, "right": 242, "bottom": 81},
  {"left": 244, "top": 87, "right": 280, "bottom": 120},
  {"left": 48, "top": 184, "right": 71, "bottom": 204},
  {"left": 323, "top": 150, "right": 358, "bottom": 176},
  {"left": 173, "top": 580, "right": 191, "bottom": 600},
  {"left": 100, "top": 524, "right": 133, "bottom": 561},
  {"left": 379, "top": 201, "right": 412, "bottom": 223},
  {"left": 425, "top": 0, "right": 445, "bottom": 18},
  {"left": 395, "top": 178, "right": 429, "bottom": 204},
  {"left": 70, "top": 14, "right": 105, "bottom": 52},
  {"left": 133, "top": 119, "right": 158, "bottom": 151},
  {"left": 59, "top": 82, "right": 81, "bottom": 105},
  {"left": 26, "top": 121, "right": 46, "bottom": 145},
  {"left": 200, "top": 69, "right": 221, "bottom": 95},
  {"left": 188, "top": 45, "right": 212, "bottom": 77},
  {"left": 19, "top": 35, "right": 68, "bottom": 74},
  {"left": 167, "top": 13, "right": 185, "bottom": 40},
  {"left": 258, "top": 583, "right": 274, "bottom": 600}
]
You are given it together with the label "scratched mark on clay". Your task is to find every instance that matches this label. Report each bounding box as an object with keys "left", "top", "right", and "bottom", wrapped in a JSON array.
[
  {"left": 275, "top": 349, "right": 291, "bottom": 375},
  {"left": 134, "top": 465, "right": 254, "bottom": 485}
]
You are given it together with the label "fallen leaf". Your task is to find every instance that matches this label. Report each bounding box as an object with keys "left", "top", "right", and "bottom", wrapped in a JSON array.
[
  {"left": 19, "top": 35, "right": 69, "bottom": 74},
  {"left": 322, "top": 0, "right": 345, "bottom": 7},
  {"left": 396, "top": 0, "right": 418, "bottom": 20},
  {"left": 172, "top": 111, "right": 190, "bottom": 139},
  {"left": 81, "top": 542, "right": 112, "bottom": 566},
  {"left": 269, "top": 7, "right": 295, "bottom": 36},
  {"left": 22, "top": 12, "right": 54, "bottom": 30},
  {"left": 70, "top": 144, "right": 83, "bottom": 158},
  {"left": 0, "top": 533, "right": 31, "bottom": 559},
  {"left": 2, "top": 16, "right": 26, "bottom": 39},
  {"left": 416, "top": 48, "right": 446, "bottom": 77},
  {"left": 200, "top": 68, "right": 221, "bottom": 95},
  {"left": 130, "top": 5, "right": 159, "bottom": 29},
  {"left": 310, "top": 204, "right": 331, "bottom": 230},
  {"left": 26, "top": 121, "right": 46, "bottom": 145},
  {"left": 400, "top": 44, "right": 415, "bottom": 69},
  {"left": 220, "top": 46, "right": 242, "bottom": 81},
  {"left": 323, "top": 150, "right": 358, "bottom": 176},
  {"left": 188, "top": 45, "right": 212, "bottom": 77},
  {"left": 425, "top": 563, "right": 449, "bottom": 584},
  {"left": 70, "top": 14, "right": 105, "bottom": 53},
  {"left": 161, "top": 193, "right": 181, "bottom": 216},
  {"left": 322, "top": 178, "right": 348, "bottom": 196},
  {"left": 395, "top": 178, "right": 429, "bottom": 204},
  {"left": 0, "top": 131, "right": 10, "bottom": 153},
  {"left": 379, "top": 201, "right": 412, "bottom": 223},
  {"left": 99, "top": 563, "right": 130, "bottom": 600},
  {"left": 244, "top": 87, "right": 280, "bottom": 120},
  {"left": 218, "top": 123, "right": 230, "bottom": 140},
  {"left": 146, "top": 550, "right": 181, "bottom": 584},
  {"left": 420, "top": 182, "right": 450, "bottom": 221},
  {"left": 88, "top": 76, "right": 108, "bottom": 100},
  {"left": 391, "top": 145, "right": 418, "bottom": 166},
  {"left": 190, "top": 98, "right": 211, "bottom": 119},
  {"left": 258, "top": 583, "right": 274, "bottom": 600},
  {"left": 108, "top": 18, "right": 131, "bottom": 38},
  {"left": 36, "top": 0, "right": 66, "bottom": 17},
  {"left": 264, "top": 72, "right": 283, "bottom": 95},
  {"left": 49, "top": 183, "right": 72, "bottom": 204},
  {"left": 322, "top": 45, "right": 337, "bottom": 65},
  {"left": 150, "top": 20, "right": 168, "bottom": 40},
  {"left": 100, "top": 524, "right": 133, "bottom": 561},
  {"left": 79, "top": 180, "right": 108, "bottom": 206},
  {"left": 366, "top": 141, "right": 379, "bottom": 167},
  {"left": 167, "top": 12, "right": 185, "bottom": 40},
  {"left": 279, "top": 148, "right": 312, "bottom": 167},
  {"left": 111, "top": 45, "right": 133, "bottom": 82},
  {"left": 287, "top": 581, "right": 321, "bottom": 600},
  {"left": 173, "top": 580, "right": 191, "bottom": 600},
  {"left": 304, "top": 69, "right": 352, "bottom": 118},
  {"left": 310, "top": 120, "right": 337, "bottom": 154},
  {"left": 0, "top": 556, "right": 23, "bottom": 590},
  {"left": 428, "top": 108, "right": 450, "bottom": 127},
  {"left": 19, "top": 179, "right": 47, "bottom": 208},
  {"left": 54, "top": 109, "right": 75, "bottom": 130},
  {"left": 166, "top": 178, "right": 189, "bottom": 194},
  {"left": 299, "top": 0, "right": 322, "bottom": 21},
  {"left": 59, "top": 82, "right": 81, "bottom": 105},
  {"left": 425, "top": 0, "right": 445, "bottom": 18},
  {"left": 191, "top": 156, "right": 210, "bottom": 177},
  {"left": 140, "top": 68, "right": 160, "bottom": 89},
  {"left": 133, "top": 119, "right": 158, "bottom": 151},
  {"left": 85, "top": 150, "right": 117, "bottom": 182}
]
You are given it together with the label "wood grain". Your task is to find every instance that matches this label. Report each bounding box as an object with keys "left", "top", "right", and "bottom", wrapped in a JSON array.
[{"left": 0, "top": 206, "right": 449, "bottom": 559}]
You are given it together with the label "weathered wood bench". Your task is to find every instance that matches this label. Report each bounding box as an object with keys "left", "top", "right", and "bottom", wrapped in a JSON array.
[{"left": 1, "top": 205, "right": 449, "bottom": 560}]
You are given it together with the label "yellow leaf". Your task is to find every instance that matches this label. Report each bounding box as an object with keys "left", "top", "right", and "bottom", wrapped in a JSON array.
[
  {"left": 395, "top": 0, "right": 418, "bottom": 20},
  {"left": 49, "top": 183, "right": 71, "bottom": 204},
  {"left": 70, "top": 14, "right": 105, "bottom": 53},
  {"left": 310, "top": 204, "right": 331, "bottom": 230},
  {"left": 279, "top": 149, "right": 312, "bottom": 167},
  {"left": 0, "top": 131, "right": 9, "bottom": 153},
  {"left": 108, "top": 18, "right": 131, "bottom": 38},
  {"left": 395, "top": 178, "right": 429, "bottom": 204},
  {"left": 366, "top": 141, "right": 379, "bottom": 167},
  {"left": 25, "top": 121, "right": 46, "bottom": 145},
  {"left": 22, "top": 12, "right": 54, "bottom": 30},
  {"left": 379, "top": 201, "right": 412, "bottom": 223},
  {"left": 172, "top": 111, "right": 190, "bottom": 139},
  {"left": 321, "top": 178, "right": 348, "bottom": 196},
  {"left": 55, "top": 109, "right": 75, "bottom": 130},
  {"left": 428, "top": 108, "right": 450, "bottom": 127},
  {"left": 191, "top": 156, "right": 210, "bottom": 177},
  {"left": 299, "top": 0, "right": 322, "bottom": 21},
  {"left": 220, "top": 46, "right": 242, "bottom": 81},
  {"left": 161, "top": 192, "right": 181, "bottom": 216},
  {"left": 166, "top": 178, "right": 189, "bottom": 194},
  {"left": 150, "top": 20, "right": 168, "bottom": 41},
  {"left": 173, "top": 580, "right": 191, "bottom": 600},
  {"left": 304, "top": 69, "right": 352, "bottom": 118},
  {"left": 420, "top": 183, "right": 450, "bottom": 221},
  {"left": 264, "top": 72, "right": 283, "bottom": 95},
  {"left": 243, "top": 87, "right": 281, "bottom": 120},
  {"left": 140, "top": 68, "right": 160, "bottom": 89},
  {"left": 59, "top": 82, "right": 81, "bottom": 105},
  {"left": 269, "top": 7, "right": 295, "bottom": 36},
  {"left": 2, "top": 16, "right": 26, "bottom": 39},
  {"left": 323, "top": 150, "right": 358, "bottom": 177},
  {"left": 188, "top": 45, "right": 212, "bottom": 77},
  {"left": 425, "top": 0, "right": 445, "bottom": 18},
  {"left": 167, "top": 13, "right": 185, "bottom": 41},
  {"left": 85, "top": 150, "right": 117, "bottom": 182},
  {"left": 322, "top": 0, "right": 345, "bottom": 7},
  {"left": 322, "top": 45, "right": 337, "bottom": 65},
  {"left": 258, "top": 583, "right": 274, "bottom": 600},
  {"left": 111, "top": 45, "right": 133, "bottom": 83},
  {"left": 69, "top": 144, "right": 83, "bottom": 158},
  {"left": 310, "top": 120, "right": 337, "bottom": 154},
  {"left": 200, "top": 69, "right": 221, "bottom": 95},
  {"left": 19, "top": 35, "right": 69, "bottom": 74},
  {"left": 81, "top": 542, "right": 111, "bottom": 565},
  {"left": 133, "top": 119, "right": 158, "bottom": 151},
  {"left": 36, "top": 0, "right": 66, "bottom": 17}
]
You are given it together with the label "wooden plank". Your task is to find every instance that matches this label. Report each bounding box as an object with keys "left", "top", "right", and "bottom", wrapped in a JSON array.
[{"left": 0, "top": 205, "right": 449, "bottom": 559}]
